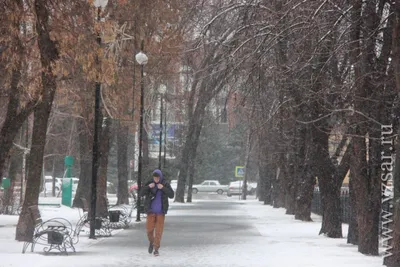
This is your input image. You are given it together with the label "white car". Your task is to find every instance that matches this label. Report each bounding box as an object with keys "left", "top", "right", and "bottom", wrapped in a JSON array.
[
  {"left": 191, "top": 180, "right": 228, "bottom": 194},
  {"left": 169, "top": 180, "right": 187, "bottom": 192},
  {"left": 44, "top": 176, "right": 62, "bottom": 192},
  {"left": 170, "top": 180, "right": 178, "bottom": 191},
  {"left": 227, "top": 181, "right": 254, "bottom": 197}
]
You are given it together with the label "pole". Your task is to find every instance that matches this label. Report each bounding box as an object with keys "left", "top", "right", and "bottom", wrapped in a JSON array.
[
  {"left": 20, "top": 119, "right": 28, "bottom": 204},
  {"left": 90, "top": 7, "right": 101, "bottom": 239},
  {"left": 239, "top": 180, "right": 242, "bottom": 200},
  {"left": 158, "top": 94, "right": 163, "bottom": 169},
  {"left": 163, "top": 101, "right": 167, "bottom": 167},
  {"left": 136, "top": 41, "right": 145, "bottom": 222},
  {"left": 131, "top": 19, "right": 138, "bottom": 184}
]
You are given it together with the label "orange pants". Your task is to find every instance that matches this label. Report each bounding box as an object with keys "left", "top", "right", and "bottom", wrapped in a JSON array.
[{"left": 146, "top": 213, "right": 165, "bottom": 250}]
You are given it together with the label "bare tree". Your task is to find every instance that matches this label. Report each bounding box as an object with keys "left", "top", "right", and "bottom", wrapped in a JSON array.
[{"left": 16, "top": 0, "right": 59, "bottom": 241}]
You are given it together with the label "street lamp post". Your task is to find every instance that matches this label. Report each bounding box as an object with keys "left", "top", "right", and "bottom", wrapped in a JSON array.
[
  {"left": 90, "top": 0, "right": 108, "bottom": 240},
  {"left": 158, "top": 85, "right": 166, "bottom": 169},
  {"left": 163, "top": 101, "right": 167, "bottom": 167},
  {"left": 135, "top": 42, "right": 148, "bottom": 222}
]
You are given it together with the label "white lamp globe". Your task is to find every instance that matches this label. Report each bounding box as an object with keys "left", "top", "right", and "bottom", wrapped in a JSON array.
[
  {"left": 135, "top": 51, "right": 148, "bottom": 65},
  {"left": 158, "top": 84, "right": 167, "bottom": 94},
  {"left": 94, "top": 0, "right": 108, "bottom": 8}
]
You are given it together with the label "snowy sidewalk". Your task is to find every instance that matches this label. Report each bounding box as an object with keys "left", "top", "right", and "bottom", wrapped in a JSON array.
[
  {"left": 0, "top": 197, "right": 384, "bottom": 267},
  {"left": 0, "top": 197, "right": 125, "bottom": 267},
  {"left": 243, "top": 200, "right": 382, "bottom": 267}
]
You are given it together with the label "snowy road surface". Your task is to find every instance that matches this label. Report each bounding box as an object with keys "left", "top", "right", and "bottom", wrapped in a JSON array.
[{"left": 0, "top": 193, "right": 382, "bottom": 267}]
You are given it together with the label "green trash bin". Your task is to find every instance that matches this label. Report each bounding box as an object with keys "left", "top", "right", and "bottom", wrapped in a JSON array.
[
  {"left": 61, "top": 178, "right": 72, "bottom": 207},
  {"left": 62, "top": 156, "right": 74, "bottom": 207},
  {"left": 2, "top": 178, "right": 10, "bottom": 189}
]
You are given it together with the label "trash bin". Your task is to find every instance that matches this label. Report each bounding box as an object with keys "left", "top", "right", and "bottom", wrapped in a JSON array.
[
  {"left": 109, "top": 210, "right": 121, "bottom": 223},
  {"left": 48, "top": 231, "right": 64, "bottom": 245},
  {"left": 95, "top": 218, "right": 102, "bottom": 229},
  {"left": 2, "top": 178, "right": 10, "bottom": 189}
]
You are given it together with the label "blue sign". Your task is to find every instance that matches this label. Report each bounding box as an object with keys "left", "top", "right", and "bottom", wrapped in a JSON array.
[
  {"left": 235, "top": 166, "right": 245, "bottom": 178},
  {"left": 149, "top": 123, "right": 184, "bottom": 144}
]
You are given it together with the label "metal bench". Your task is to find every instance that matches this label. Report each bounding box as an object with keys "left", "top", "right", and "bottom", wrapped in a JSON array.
[
  {"left": 107, "top": 203, "right": 131, "bottom": 229},
  {"left": 22, "top": 206, "right": 82, "bottom": 254},
  {"left": 77, "top": 198, "right": 112, "bottom": 237}
]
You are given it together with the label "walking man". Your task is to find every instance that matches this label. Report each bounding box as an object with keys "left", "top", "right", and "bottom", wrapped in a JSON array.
[{"left": 139, "top": 169, "right": 174, "bottom": 256}]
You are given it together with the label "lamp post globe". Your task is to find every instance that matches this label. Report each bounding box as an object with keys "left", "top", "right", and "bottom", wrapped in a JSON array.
[
  {"left": 135, "top": 51, "right": 148, "bottom": 65},
  {"left": 94, "top": 0, "right": 108, "bottom": 8},
  {"left": 158, "top": 84, "right": 167, "bottom": 94}
]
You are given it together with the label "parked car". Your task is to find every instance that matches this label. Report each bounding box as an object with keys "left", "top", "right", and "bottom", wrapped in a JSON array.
[
  {"left": 44, "top": 176, "right": 62, "bottom": 192},
  {"left": 314, "top": 186, "right": 349, "bottom": 195},
  {"left": 191, "top": 180, "right": 228, "bottom": 195},
  {"left": 128, "top": 181, "right": 138, "bottom": 193},
  {"left": 169, "top": 180, "right": 188, "bottom": 192},
  {"left": 170, "top": 180, "right": 178, "bottom": 191},
  {"left": 107, "top": 181, "right": 116, "bottom": 194},
  {"left": 227, "top": 181, "right": 254, "bottom": 197}
]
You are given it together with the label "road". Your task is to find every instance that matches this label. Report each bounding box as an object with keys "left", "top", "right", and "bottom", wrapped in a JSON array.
[{"left": 50, "top": 193, "right": 263, "bottom": 267}]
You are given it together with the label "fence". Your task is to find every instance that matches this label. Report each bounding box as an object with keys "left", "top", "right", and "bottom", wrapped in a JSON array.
[{"left": 311, "top": 190, "right": 351, "bottom": 223}]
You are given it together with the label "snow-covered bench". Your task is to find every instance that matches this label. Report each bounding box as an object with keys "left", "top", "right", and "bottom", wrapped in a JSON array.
[
  {"left": 77, "top": 198, "right": 112, "bottom": 237},
  {"left": 22, "top": 205, "right": 82, "bottom": 254}
]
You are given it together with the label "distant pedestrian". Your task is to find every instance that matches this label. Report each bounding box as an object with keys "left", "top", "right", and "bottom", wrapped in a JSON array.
[{"left": 139, "top": 169, "right": 174, "bottom": 256}]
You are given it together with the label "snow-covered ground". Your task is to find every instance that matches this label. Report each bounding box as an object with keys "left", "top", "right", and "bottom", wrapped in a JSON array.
[
  {"left": 0, "top": 197, "right": 383, "bottom": 267},
  {"left": 243, "top": 201, "right": 382, "bottom": 267}
]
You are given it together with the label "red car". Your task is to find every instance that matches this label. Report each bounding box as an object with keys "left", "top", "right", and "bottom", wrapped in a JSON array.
[{"left": 129, "top": 183, "right": 138, "bottom": 193}]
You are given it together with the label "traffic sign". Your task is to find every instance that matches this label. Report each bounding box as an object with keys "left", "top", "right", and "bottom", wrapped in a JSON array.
[{"left": 235, "top": 166, "right": 245, "bottom": 178}]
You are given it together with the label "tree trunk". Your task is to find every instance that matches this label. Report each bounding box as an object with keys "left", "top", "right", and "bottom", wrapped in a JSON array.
[
  {"left": 117, "top": 123, "right": 129, "bottom": 205},
  {"left": 285, "top": 153, "right": 296, "bottom": 214},
  {"left": 51, "top": 158, "right": 56, "bottom": 197},
  {"left": 242, "top": 129, "right": 253, "bottom": 201},
  {"left": 176, "top": 103, "right": 206, "bottom": 202},
  {"left": 257, "top": 158, "right": 266, "bottom": 202},
  {"left": 272, "top": 165, "right": 285, "bottom": 208},
  {"left": 16, "top": 0, "right": 58, "bottom": 242},
  {"left": 319, "top": 180, "right": 342, "bottom": 237},
  {"left": 351, "top": 132, "right": 379, "bottom": 255},
  {"left": 96, "top": 118, "right": 112, "bottom": 217},
  {"left": 295, "top": 126, "right": 314, "bottom": 221},
  {"left": 73, "top": 117, "right": 92, "bottom": 208},
  {"left": 347, "top": 174, "right": 359, "bottom": 245},
  {"left": 175, "top": 135, "right": 191, "bottom": 202},
  {"left": 186, "top": 110, "right": 204, "bottom": 203},
  {"left": 16, "top": 98, "right": 56, "bottom": 241},
  {"left": 186, "top": 157, "right": 196, "bottom": 203},
  {"left": 258, "top": 157, "right": 271, "bottom": 204},
  {"left": 295, "top": 165, "right": 314, "bottom": 221},
  {"left": 314, "top": 129, "right": 342, "bottom": 238},
  {"left": 384, "top": 2, "right": 400, "bottom": 265}
]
